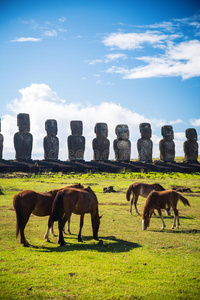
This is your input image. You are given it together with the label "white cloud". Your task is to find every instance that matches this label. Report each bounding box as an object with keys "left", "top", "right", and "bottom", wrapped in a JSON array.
[
  {"left": 102, "top": 31, "right": 169, "bottom": 50},
  {"left": 58, "top": 17, "right": 66, "bottom": 23},
  {"left": 94, "top": 14, "right": 200, "bottom": 81},
  {"left": 107, "top": 40, "right": 200, "bottom": 80},
  {"left": 89, "top": 53, "right": 127, "bottom": 65},
  {"left": 190, "top": 118, "right": 200, "bottom": 126},
  {"left": 43, "top": 30, "right": 58, "bottom": 37},
  {"left": 11, "top": 37, "right": 41, "bottom": 42},
  {"left": 169, "top": 119, "right": 183, "bottom": 125},
  {"left": 174, "top": 132, "right": 185, "bottom": 140},
  {"left": 1, "top": 83, "right": 171, "bottom": 161}
]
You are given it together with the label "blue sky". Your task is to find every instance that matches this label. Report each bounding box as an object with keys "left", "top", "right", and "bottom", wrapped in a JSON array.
[{"left": 0, "top": 0, "right": 200, "bottom": 160}]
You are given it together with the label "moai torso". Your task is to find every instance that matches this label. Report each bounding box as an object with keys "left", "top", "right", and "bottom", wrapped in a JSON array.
[
  {"left": 92, "top": 123, "right": 110, "bottom": 161},
  {"left": 137, "top": 123, "right": 153, "bottom": 162},
  {"left": 159, "top": 125, "right": 175, "bottom": 162},
  {"left": 14, "top": 113, "right": 33, "bottom": 161},
  {"left": 0, "top": 119, "right": 3, "bottom": 160},
  {"left": 183, "top": 128, "right": 198, "bottom": 163},
  {"left": 67, "top": 121, "right": 85, "bottom": 161},
  {"left": 43, "top": 119, "right": 59, "bottom": 160},
  {"left": 113, "top": 124, "right": 131, "bottom": 162}
]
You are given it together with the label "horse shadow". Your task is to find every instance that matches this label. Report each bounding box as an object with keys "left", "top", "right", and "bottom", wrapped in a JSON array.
[
  {"left": 30, "top": 235, "right": 141, "bottom": 253},
  {"left": 150, "top": 229, "right": 200, "bottom": 234}
]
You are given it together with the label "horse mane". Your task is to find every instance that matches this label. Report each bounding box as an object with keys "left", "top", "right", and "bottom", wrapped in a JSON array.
[
  {"left": 126, "top": 184, "right": 133, "bottom": 201},
  {"left": 154, "top": 183, "right": 165, "bottom": 191},
  {"left": 141, "top": 192, "right": 154, "bottom": 218}
]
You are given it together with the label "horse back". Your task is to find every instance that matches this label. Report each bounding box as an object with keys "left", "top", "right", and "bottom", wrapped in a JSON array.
[
  {"left": 32, "top": 192, "right": 55, "bottom": 216},
  {"left": 13, "top": 190, "right": 38, "bottom": 215},
  {"left": 62, "top": 187, "right": 98, "bottom": 215},
  {"left": 132, "top": 183, "right": 155, "bottom": 198}
]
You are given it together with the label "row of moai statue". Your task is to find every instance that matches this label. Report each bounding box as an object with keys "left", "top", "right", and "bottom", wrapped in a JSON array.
[{"left": 0, "top": 113, "right": 199, "bottom": 163}]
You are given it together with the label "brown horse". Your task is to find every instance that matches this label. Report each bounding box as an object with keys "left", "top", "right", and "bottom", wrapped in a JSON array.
[
  {"left": 13, "top": 183, "right": 83, "bottom": 246},
  {"left": 126, "top": 182, "right": 166, "bottom": 215},
  {"left": 142, "top": 190, "right": 191, "bottom": 230},
  {"left": 48, "top": 186, "right": 101, "bottom": 246}
]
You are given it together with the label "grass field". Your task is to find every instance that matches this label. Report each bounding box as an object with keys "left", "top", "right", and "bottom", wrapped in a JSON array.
[{"left": 0, "top": 171, "right": 200, "bottom": 299}]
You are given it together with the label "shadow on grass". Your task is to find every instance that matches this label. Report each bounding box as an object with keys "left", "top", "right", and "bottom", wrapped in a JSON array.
[
  {"left": 152, "top": 215, "right": 194, "bottom": 220},
  {"left": 30, "top": 235, "right": 142, "bottom": 253},
  {"left": 150, "top": 229, "right": 200, "bottom": 234}
]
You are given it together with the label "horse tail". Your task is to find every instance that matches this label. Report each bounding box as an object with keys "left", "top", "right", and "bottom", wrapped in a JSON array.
[
  {"left": 178, "top": 193, "right": 191, "bottom": 207},
  {"left": 126, "top": 184, "right": 133, "bottom": 201},
  {"left": 51, "top": 191, "right": 64, "bottom": 221},
  {"left": 13, "top": 194, "right": 22, "bottom": 238}
]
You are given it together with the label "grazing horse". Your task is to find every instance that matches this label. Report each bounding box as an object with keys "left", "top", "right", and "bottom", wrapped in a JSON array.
[
  {"left": 13, "top": 183, "right": 83, "bottom": 246},
  {"left": 142, "top": 190, "right": 191, "bottom": 230},
  {"left": 48, "top": 186, "right": 101, "bottom": 246},
  {"left": 126, "top": 182, "right": 166, "bottom": 215}
]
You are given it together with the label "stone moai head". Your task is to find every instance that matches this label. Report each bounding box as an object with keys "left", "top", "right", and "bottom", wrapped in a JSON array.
[
  {"left": 70, "top": 120, "right": 83, "bottom": 136},
  {"left": 17, "top": 113, "right": 30, "bottom": 134},
  {"left": 45, "top": 119, "right": 58, "bottom": 136},
  {"left": 186, "top": 128, "right": 197, "bottom": 141},
  {"left": 115, "top": 124, "right": 129, "bottom": 140},
  {"left": 161, "top": 125, "right": 174, "bottom": 141},
  {"left": 139, "top": 123, "right": 152, "bottom": 139},
  {"left": 95, "top": 123, "right": 108, "bottom": 139}
]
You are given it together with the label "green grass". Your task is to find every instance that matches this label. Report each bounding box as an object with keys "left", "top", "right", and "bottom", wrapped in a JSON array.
[{"left": 0, "top": 172, "right": 200, "bottom": 299}]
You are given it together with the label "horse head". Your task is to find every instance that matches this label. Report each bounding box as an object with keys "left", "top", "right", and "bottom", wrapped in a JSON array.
[{"left": 142, "top": 213, "right": 151, "bottom": 230}]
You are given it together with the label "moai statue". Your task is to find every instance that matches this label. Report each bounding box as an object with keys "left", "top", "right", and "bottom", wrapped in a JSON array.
[
  {"left": 43, "top": 119, "right": 59, "bottom": 160},
  {"left": 159, "top": 125, "right": 175, "bottom": 162},
  {"left": 92, "top": 122, "right": 110, "bottom": 161},
  {"left": 67, "top": 120, "right": 85, "bottom": 161},
  {"left": 14, "top": 113, "right": 33, "bottom": 161},
  {"left": 137, "top": 123, "right": 153, "bottom": 163},
  {"left": 183, "top": 128, "right": 198, "bottom": 163},
  {"left": 113, "top": 124, "right": 131, "bottom": 162},
  {"left": 0, "top": 119, "right": 3, "bottom": 160}
]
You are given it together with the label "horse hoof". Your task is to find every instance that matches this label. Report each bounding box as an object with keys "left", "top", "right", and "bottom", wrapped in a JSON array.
[{"left": 78, "top": 238, "right": 83, "bottom": 242}]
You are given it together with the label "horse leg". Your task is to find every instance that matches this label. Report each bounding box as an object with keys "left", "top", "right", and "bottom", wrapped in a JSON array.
[
  {"left": 44, "top": 225, "right": 50, "bottom": 242},
  {"left": 171, "top": 208, "right": 179, "bottom": 229},
  {"left": 130, "top": 195, "right": 134, "bottom": 214},
  {"left": 20, "top": 226, "right": 29, "bottom": 246},
  {"left": 78, "top": 214, "right": 84, "bottom": 242},
  {"left": 157, "top": 209, "right": 166, "bottom": 230},
  {"left": 165, "top": 207, "right": 171, "bottom": 216},
  {"left": 45, "top": 215, "right": 54, "bottom": 242},
  {"left": 134, "top": 195, "right": 140, "bottom": 216},
  {"left": 50, "top": 224, "right": 55, "bottom": 236},
  {"left": 19, "top": 213, "right": 32, "bottom": 246},
  {"left": 67, "top": 217, "right": 71, "bottom": 234},
  {"left": 58, "top": 214, "right": 70, "bottom": 246}
]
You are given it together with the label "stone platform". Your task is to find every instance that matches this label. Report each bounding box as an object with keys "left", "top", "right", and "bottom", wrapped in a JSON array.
[{"left": 0, "top": 159, "right": 199, "bottom": 174}]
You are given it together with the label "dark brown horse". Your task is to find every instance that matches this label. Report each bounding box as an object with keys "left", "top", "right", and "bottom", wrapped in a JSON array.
[
  {"left": 142, "top": 190, "right": 191, "bottom": 230},
  {"left": 126, "top": 182, "right": 166, "bottom": 215},
  {"left": 13, "top": 183, "right": 83, "bottom": 246},
  {"left": 48, "top": 186, "right": 101, "bottom": 246}
]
